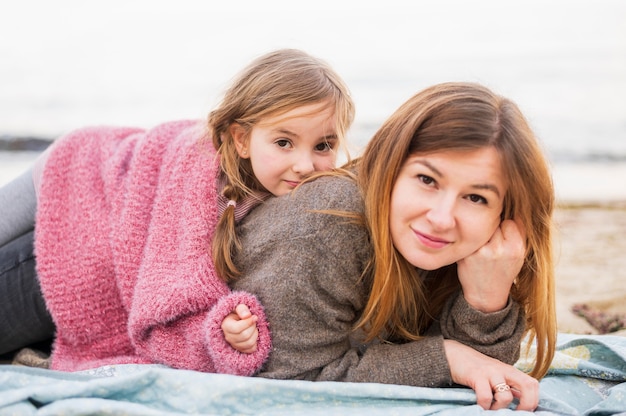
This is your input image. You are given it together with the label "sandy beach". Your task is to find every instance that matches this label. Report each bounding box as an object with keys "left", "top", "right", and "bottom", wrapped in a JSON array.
[
  {"left": 553, "top": 202, "right": 626, "bottom": 335},
  {"left": 1, "top": 152, "right": 625, "bottom": 335}
]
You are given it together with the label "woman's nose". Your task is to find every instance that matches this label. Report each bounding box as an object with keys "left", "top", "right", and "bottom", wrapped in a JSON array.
[{"left": 426, "top": 196, "right": 456, "bottom": 230}]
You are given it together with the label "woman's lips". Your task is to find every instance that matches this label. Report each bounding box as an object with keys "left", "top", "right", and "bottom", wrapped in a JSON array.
[{"left": 415, "top": 230, "right": 450, "bottom": 249}]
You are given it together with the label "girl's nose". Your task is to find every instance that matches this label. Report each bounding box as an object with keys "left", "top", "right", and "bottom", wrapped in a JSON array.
[{"left": 292, "top": 153, "right": 315, "bottom": 175}]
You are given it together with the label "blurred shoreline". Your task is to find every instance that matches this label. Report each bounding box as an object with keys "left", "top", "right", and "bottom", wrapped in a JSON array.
[
  {"left": 0, "top": 136, "right": 52, "bottom": 152},
  {"left": 2, "top": 144, "right": 625, "bottom": 206}
]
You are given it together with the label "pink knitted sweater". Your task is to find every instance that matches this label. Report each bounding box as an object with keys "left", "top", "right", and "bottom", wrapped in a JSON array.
[{"left": 35, "top": 120, "right": 271, "bottom": 374}]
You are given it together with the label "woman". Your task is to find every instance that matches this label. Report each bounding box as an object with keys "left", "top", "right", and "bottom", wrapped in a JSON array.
[{"left": 227, "top": 82, "right": 555, "bottom": 411}]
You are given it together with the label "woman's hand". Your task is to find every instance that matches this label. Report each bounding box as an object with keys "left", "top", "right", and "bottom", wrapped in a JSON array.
[
  {"left": 457, "top": 219, "right": 526, "bottom": 312},
  {"left": 221, "top": 304, "right": 259, "bottom": 353},
  {"left": 444, "top": 339, "right": 539, "bottom": 411}
]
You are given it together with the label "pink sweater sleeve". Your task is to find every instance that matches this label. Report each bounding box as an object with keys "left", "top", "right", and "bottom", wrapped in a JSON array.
[
  {"left": 38, "top": 121, "right": 271, "bottom": 373},
  {"left": 123, "top": 123, "right": 270, "bottom": 375},
  {"left": 205, "top": 291, "right": 272, "bottom": 375},
  {"left": 36, "top": 125, "right": 151, "bottom": 371}
]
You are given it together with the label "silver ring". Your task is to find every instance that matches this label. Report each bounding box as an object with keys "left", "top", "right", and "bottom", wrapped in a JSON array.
[{"left": 493, "top": 383, "right": 511, "bottom": 393}]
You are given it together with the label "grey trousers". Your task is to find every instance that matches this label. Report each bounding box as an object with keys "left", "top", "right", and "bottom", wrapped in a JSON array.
[
  {"left": 0, "top": 230, "right": 54, "bottom": 355},
  {"left": 0, "top": 168, "right": 37, "bottom": 247},
  {"left": 0, "top": 169, "right": 54, "bottom": 355}
]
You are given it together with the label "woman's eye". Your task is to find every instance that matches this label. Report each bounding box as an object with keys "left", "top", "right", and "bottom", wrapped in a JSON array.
[
  {"left": 418, "top": 174, "right": 435, "bottom": 186},
  {"left": 468, "top": 194, "right": 487, "bottom": 204},
  {"left": 275, "top": 139, "right": 292, "bottom": 149}
]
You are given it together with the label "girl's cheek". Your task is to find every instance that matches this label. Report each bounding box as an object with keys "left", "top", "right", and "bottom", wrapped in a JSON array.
[{"left": 319, "top": 157, "right": 336, "bottom": 171}]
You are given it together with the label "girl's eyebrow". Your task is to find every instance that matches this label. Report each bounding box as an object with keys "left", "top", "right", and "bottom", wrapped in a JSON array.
[
  {"left": 413, "top": 158, "right": 502, "bottom": 198},
  {"left": 271, "top": 128, "right": 297, "bottom": 137},
  {"left": 271, "top": 128, "right": 338, "bottom": 142}
]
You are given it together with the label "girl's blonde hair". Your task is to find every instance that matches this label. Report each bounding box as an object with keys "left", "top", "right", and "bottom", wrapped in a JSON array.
[
  {"left": 356, "top": 82, "right": 556, "bottom": 379},
  {"left": 210, "top": 49, "right": 355, "bottom": 282}
]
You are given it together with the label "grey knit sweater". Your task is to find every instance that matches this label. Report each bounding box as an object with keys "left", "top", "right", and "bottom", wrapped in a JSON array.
[{"left": 233, "top": 173, "right": 524, "bottom": 387}]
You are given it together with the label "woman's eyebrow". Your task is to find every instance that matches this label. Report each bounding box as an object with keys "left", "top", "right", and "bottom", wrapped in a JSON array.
[
  {"left": 471, "top": 183, "right": 502, "bottom": 198},
  {"left": 414, "top": 158, "right": 502, "bottom": 198},
  {"left": 413, "top": 159, "right": 441, "bottom": 176}
]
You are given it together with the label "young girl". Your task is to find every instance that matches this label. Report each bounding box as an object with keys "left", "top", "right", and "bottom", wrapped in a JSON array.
[
  {"left": 0, "top": 49, "right": 355, "bottom": 375},
  {"left": 229, "top": 82, "right": 555, "bottom": 411}
]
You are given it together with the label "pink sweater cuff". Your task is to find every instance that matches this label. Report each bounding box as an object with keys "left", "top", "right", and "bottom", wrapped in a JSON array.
[{"left": 205, "top": 291, "right": 272, "bottom": 376}]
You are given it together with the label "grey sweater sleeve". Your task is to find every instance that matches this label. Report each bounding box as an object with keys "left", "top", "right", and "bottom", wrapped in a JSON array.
[
  {"left": 436, "top": 291, "right": 525, "bottom": 365},
  {"left": 234, "top": 175, "right": 453, "bottom": 387},
  {"left": 234, "top": 174, "right": 525, "bottom": 387}
]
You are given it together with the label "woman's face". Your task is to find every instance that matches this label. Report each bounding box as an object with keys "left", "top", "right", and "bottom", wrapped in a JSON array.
[{"left": 389, "top": 146, "right": 507, "bottom": 271}]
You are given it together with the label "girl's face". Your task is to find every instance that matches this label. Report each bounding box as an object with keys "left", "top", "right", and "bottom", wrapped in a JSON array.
[
  {"left": 389, "top": 147, "right": 506, "bottom": 271},
  {"left": 233, "top": 101, "right": 338, "bottom": 196}
]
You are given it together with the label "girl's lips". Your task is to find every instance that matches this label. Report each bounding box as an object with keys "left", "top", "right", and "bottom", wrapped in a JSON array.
[
  {"left": 285, "top": 180, "right": 301, "bottom": 188},
  {"left": 415, "top": 230, "right": 450, "bottom": 249}
]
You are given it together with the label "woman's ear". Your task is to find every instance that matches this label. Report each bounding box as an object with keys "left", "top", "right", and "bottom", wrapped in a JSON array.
[{"left": 229, "top": 123, "right": 249, "bottom": 159}]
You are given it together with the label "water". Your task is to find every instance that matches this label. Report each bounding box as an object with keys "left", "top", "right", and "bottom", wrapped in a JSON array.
[{"left": 1, "top": 0, "right": 625, "bottom": 200}]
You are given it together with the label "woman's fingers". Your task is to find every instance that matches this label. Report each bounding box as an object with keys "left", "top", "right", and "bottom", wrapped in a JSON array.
[
  {"left": 488, "top": 382, "right": 513, "bottom": 410},
  {"left": 445, "top": 340, "right": 539, "bottom": 411},
  {"left": 473, "top": 379, "right": 498, "bottom": 410},
  {"left": 508, "top": 374, "right": 540, "bottom": 411}
]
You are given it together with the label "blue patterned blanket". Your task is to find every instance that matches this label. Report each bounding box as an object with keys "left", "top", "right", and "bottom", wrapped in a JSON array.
[{"left": 1, "top": 333, "right": 625, "bottom": 415}]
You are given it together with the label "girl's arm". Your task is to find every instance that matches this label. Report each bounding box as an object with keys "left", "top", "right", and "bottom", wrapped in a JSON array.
[
  {"left": 123, "top": 123, "right": 271, "bottom": 376},
  {"left": 205, "top": 292, "right": 271, "bottom": 375},
  {"left": 221, "top": 304, "right": 260, "bottom": 354}
]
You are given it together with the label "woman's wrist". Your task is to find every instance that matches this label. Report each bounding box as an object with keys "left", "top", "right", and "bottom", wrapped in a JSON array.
[{"left": 462, "top": 291, "right": 510, "bottom": 313}]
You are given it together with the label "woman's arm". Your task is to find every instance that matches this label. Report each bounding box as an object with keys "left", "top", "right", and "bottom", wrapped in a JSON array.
[
  {"left": 233, "top": 175, "right": 453, "bottom": 386},
  {"left": 233, "top": 174, "right": 537, "bottom": 410},
  {"left": 436, "top": 292, "right": 525, "bottom": 365},
  {"left": 437, "top": 218, "right": 527, "bottom": 364}
]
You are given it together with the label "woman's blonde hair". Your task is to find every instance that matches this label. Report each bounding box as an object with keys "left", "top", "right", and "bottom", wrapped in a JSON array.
[
  {"left": 210, "top": 49, "right": 355, "bottom": 282},
  {"left": 356, "top": 82, "right": 556, "bottom": 379}
]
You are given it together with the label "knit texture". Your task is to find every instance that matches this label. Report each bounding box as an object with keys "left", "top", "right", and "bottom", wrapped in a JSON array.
[{"left": 35, "top": 120, "right": 271, "bottom": 374}]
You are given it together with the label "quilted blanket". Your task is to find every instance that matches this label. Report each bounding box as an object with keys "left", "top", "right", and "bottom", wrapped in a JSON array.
[{"left": 0, "top": 333, "right": 625, "bottom": 415}]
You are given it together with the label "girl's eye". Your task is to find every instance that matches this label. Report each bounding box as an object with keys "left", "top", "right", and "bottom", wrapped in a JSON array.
[
  {"left": 275, "top": 139, "right": 292, "bottom": 149},
  {"left": 468, "top": 194, "right": 487, "bottom": 204},
  {"left": 315, "top": 141, "right": 333, "bottom": 152}
]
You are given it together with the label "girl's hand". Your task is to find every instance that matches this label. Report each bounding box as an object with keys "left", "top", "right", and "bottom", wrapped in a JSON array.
[
  {"left": 456, "top": 219, "right": 526, "bottom": 312},
  {"left": 444, "top": 340, "right": 539, "bottom": 411},
  {"left": 221, "top": 304, "right": 259, "bottom": 353}
]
